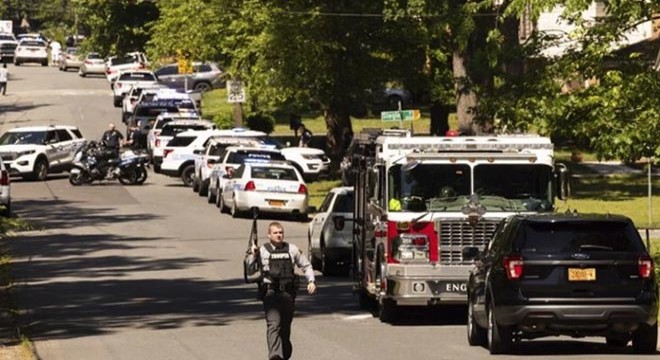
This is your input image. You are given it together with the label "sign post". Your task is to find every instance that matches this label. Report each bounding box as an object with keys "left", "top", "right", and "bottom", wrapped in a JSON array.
[{"left": 227, "top": 80, "right": 246, "bottom": 127}]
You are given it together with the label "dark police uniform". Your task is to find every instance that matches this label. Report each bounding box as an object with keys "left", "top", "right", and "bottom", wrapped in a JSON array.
[
  {"left": 101, "top": 129, "right": 123, "bottom": 158},
  {"left": 246, "top": 241, "right": 315, "bottom": 360}
]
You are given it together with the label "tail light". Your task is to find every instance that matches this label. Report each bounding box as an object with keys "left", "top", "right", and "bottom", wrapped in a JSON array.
[
  {"left": 639, "top": 255, "right": 654, "bottom": 279},
  {"left": 333, "top": 216, "right": 345, "bottom": 231},
  {"left": 155, "top": 139, "right": 160, "bottom": 147},
  {"left": 85, "top": 60, "right": 92, "bottom": 65},
  {"left": 244, "top": 181, "right": 256, "bottom": 191},
  {"left": 0, "top": 170, "right": 9, "bottom": 186},
  {"left": 298, "top": 184, "right": 308, "bottom": 194},
  {"left": 163, "top": 149, "right": 174, "bottom": 158},
  {"left": 392, "top": 233, "right": 429, "bottom": 263},
  {"left": 503, "top": 256, "right": 524, "bottom": 280},
  {"left": 138, "top": 62, "right": 145, "bottom": 69},
  {"left": 105, "top": 67, "right": 111, "bottom": 75}
]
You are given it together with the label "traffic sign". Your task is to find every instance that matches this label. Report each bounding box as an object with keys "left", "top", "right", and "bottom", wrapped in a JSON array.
[
  {"left": 227, "top": 80, "right": 246, "bottom": 103},
  {"left": 381, "top": 109, "right": 420, "bottom": 121}
]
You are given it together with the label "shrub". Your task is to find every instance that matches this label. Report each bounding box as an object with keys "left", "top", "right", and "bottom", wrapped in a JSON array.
[
  {"left": 213, "top": 112, "right": 234, "bottom": 129},
  {"left": 245, "top": 112, "right": 275, "bottom": 134}
]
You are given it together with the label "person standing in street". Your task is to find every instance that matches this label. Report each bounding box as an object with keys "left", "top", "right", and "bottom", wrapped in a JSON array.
[
  {"left": 298, "top": 124, "right": 313, "bottom": 147},
  {"left": 0, "top": 63, "right": 8, "bottom": 96},
  {"left": 246, "top": 222, "right": 316, "bottom": 360},
  {"left": 101, "top": 123, "right": 124, "bottom": 158}
]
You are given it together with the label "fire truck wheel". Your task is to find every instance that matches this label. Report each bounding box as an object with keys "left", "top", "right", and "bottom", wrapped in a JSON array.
[{"left": 378, "top": 299, "right": 397, "bottom": 323}]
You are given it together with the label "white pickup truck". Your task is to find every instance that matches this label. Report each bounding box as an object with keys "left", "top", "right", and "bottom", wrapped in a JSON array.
[{"left": 106, "top": 52, "right": 150, "bottom": 87}]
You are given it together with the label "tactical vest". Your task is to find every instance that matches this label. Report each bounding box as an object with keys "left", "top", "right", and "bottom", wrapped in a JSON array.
[{"left": 265, "top": 243, "right": 295, "bottom": 291}]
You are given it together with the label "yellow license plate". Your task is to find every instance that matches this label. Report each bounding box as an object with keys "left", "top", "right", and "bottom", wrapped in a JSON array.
[
  {"left": 568, "top": 268, "right": 596, "bottom": 281},
  {"left": 268, "top": 200, "right": 285, "bottom": 207}
]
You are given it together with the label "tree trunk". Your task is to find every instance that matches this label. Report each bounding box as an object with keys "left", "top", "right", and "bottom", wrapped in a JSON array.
[
  {"left": 430, "top": 102, "right": 449, "bottom": 136},
  {"left": 324, "top": 106, "right": 353, "bottom": 167},
  {"left": 453, "top": 49, "right": 477, "bottom": 135}
]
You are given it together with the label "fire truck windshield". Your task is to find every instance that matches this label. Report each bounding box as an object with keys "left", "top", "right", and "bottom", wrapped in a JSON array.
[{"left": 387, "top": 163, "right": 553, "bottom": 212}]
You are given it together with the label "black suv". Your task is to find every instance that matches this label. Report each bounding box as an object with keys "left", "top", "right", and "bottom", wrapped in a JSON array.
[{"left": 465, "top": 213, "right": 658, "bottom": 354}]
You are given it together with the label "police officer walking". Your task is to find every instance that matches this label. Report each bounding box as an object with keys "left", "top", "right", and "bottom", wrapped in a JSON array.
[{"left": 246, "top": 222, "right": 316, "bottom": 360}]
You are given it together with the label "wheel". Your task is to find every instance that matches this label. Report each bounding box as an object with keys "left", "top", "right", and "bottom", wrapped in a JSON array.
[
  {"left": 193, "top": 82, "right": 212, "bottom": 92},
  {"left": 118, "top": 169, "right": 139, "bottom": 185},
  {"left": 79, "top": 71, "right": 86, "bottom": 77},
  {"left": 68, "top": 172, "right": 88, "bottom": 186},
  {"left": 467, "top": 299, "right": 487, "bottom": 346},
  {"left": 605, "top": 337, "right": 629, "bottom": 347},
  {"left": 192, "top": 175, "right": 200, "bottom": 192},
  {"left": 199, "top": 179, "right": 209, "bottom": 197},
  {"left": 180, "top": 165, "right": 195, "bottom": 187},
  {"left": 113, "top": 97, "right": 122, "bottom": 107},
  {"left": 32, "top": 159, "right": 49, "bottom": 181},
  {"left": 632, "top": 322, "right": 658, "bottom": 354},
  {"left": 207, "top": 184, "right": 216, "bottom": 203},
  {"left": 42, "top": 61, "right": 48, "bottom": 67},
  {"left": 0, "top": 201, "right": 10, "bottom": 217},
  {"left": 487, "top": 302, "right": 513, "bottom": 354},
  {"left": 378, "top": 299, "right": 397, "bottom": 323},
  {"left": 231, "top": 199, "right": 242, "bottom": 218},
  {"left": 218, "top": 191, "right": 229, "bottom": 213},
  {"left": 136, "top": 168, "right": 148, "bottom": 184},
  {"left": 14, "top": 61, "right": 20, "bottom": 66},
  {"left": 214, "top": 186, "right": 222, "bottom": 207},
  {"left": 153, "top": 164, "right": 161, "bottom": 173}
]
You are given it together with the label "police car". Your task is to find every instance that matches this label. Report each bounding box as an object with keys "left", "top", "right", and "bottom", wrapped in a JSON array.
[
  {"left": 218, "top": 160, "right": 309, "bottom": 221},
  {"left": 0, "top": 125, "right": 86, "bottom": 180}
]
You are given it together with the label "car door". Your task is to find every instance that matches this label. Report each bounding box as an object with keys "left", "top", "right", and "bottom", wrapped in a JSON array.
[
  {"left": 43, "top": 130, "right": 62, "bottom": 166},
  {"left": 310, "top": 192, "right": 335, "bottom": 247},
  {"left": 223, "top": 164, "right": 244, "bottom": 204},
  {"left": 154, "top": 65, "right": 180, "bottom": 88},
  {"left": 55, "top": 129, "right": 76, "bottom": 165}
]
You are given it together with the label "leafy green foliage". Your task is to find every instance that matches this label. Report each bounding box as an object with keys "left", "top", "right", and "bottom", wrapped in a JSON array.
[{"left": 245, "top": 112, "right": 275, "bottom": 134}]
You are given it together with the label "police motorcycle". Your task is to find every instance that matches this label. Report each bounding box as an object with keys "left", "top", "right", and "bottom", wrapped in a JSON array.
[{"left": 69, "top": 140, "right": 149, "bottom": 186}]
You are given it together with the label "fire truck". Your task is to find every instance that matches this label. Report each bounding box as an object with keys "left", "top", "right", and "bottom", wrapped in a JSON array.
[{"left": 349, "top": 129, "right": 569, "bottom": 322}]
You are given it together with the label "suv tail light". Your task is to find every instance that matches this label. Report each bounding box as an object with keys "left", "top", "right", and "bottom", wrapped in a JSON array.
[
  {"left": 333, "top": 216, "right": 345, "bottom": 231},
  {"left": 298, "top": 184, "right": 307, "bottom": 194},
  {"left": 639, "top": 255, "right": 654, "bottom": 279},
  {"left": 163, "top": 149, "right": 174, "bottom": 158},
  {"left": 503, "top": 256, "right": 524, "bottom": 280},
  {"left": 244, "top": 181, "right": 256, "bottom": 191},
  {"left": 0, "top": 170, "right": 9, "bottom": 186}
]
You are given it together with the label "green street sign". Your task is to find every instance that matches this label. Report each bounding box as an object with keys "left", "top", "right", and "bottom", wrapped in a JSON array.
[{"left": 381, "top": 110, "right": 420, "bottom": 122}]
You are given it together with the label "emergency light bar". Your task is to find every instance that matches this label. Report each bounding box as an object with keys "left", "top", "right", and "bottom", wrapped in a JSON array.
[{"left": 385, "top": 139, "right": 553, "bottom": 152}]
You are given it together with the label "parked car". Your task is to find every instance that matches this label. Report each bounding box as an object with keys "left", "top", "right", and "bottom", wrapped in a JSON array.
[
  {"left": 0, "top": 157, "right": 10, "bottom": 217},
  {"left": 0, "top": 125, "right": 85, "bottom": 180},
  {"left": 14, "top": 39, "right": 48, "bottom": 66},
  {"left": 154, "top": 62, "right": 225, "bottom": 92},
  {"left": 78, "top": 52, "right": 106, "bottom": 77},
  {"left": 121, "top": 84, "right": 169, "bottom": 123},
  {"left": 252, "top": 137, "right": 331, "bottom": 181},
  {"left": 308, "top": 186, "right": 354, "bottom": 275},
  {"left": 218, "top": 161, "right": 309, "bottom": 220},
  {"left": 0, "top": 33, "right": 18, "bottom": 62},
  {"left": 465, "top": 213, "right": 658, "bottom": 354},
  {"left": 105, "top": 51, "right": 149, "bottom": 86},
  {"left": 112, "top": 70, "right": 158, "bottom": 107},
  {"left": 160, "top": 128, "right": 267, "bottom": 186},
  {"left": 59, "top": 47, "right": 82, "bottom": 71},
  {"left": 151, "top": 118, "right": 214, "bottom": 172}
]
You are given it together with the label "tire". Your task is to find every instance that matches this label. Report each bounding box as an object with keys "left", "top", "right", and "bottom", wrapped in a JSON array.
[
  {"left": 378, "top": 299, "right": 397, "bottom": 323},
  {"left": 32, "top": 158, "right": 49, "bottom": 181},
  {"left": 218, "top": 191, "right": 228, "bottom": 213},
  {"left": 113, "top": 97, "right": 122, "bottom": 108},
  {"left": 605, "top": 337, "right": 629, "bottom": 347},
  {"left": 180, "top": 164, "right": 195, "bottom": 187},
  {"left": 231, "top": 199, "right": 242, "bottom": 218},
  {"left": 207, "top": 185, "right": 216, "bottom": 203},
  {"left": 0, "top": 201, "right": 10, "bottom": 217},
  {"left": 214, "top": 187, "right": 222, "bottom": 208},
  {"left": 136, "top": 168, "right": 148, "bottom": 185},
  {"left": 14, "top": 61, "right": 20, "bottom": 66},
  {"left": 68, "top": 172, "right": 87, "bottom": 186},
  {"left": 118, "top": 169, "right": 139, "bottom": 185},
  {"left": 192, "top": 175, "right": 200, "bottom": 192},
  {"left": 42, "top": 61, "right": 48, "bottom": 67},
  {"left": 309, "top": 237, "right": 321, "bottom": 270},
  {"left": 358, "top": 290, "right": 372, "bottom": 310},
  {"left": 153, "top": 164, "right": 161, "bottom": 173},
  {"left": 467, "top": 300, "right": 487, "bottom": 346},
  {"left": 79, "top": 71, "right": 86, "bottom": 77},
  {"left": 193, "top": 82, "right": 212, "bottom": 92},
  {"left": 487, "top": 303, "right": 513, "bottom": 354},
  {"left": 632, "top": 322, "right": 658, "bottom": 354},
  {"left": 199, "top": 179, "right": 209, "bottom": 197}
]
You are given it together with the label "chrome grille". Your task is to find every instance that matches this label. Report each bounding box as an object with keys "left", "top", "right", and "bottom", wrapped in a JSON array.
[
  {"left": 0, "top": 152, "right": 17, "bottom": 161},
  {"left": 0, "top": 43, "right": 17, "bottom": 50},
  {"left": 438, "top": 220, "right": 499, "bottom": 265}
]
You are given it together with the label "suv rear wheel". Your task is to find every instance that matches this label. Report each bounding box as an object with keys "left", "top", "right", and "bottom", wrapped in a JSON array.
[
  {"left": 193, "top": 82, "right": 212, "bottom": 92},
  {"left": 487, "top": 303, "right": 513, "bottom": 354},
  {"left": 632, "top": 322, "right": 658, "bottom": 354},
  {"left": 467, "top": 299, "right": 487, "bottom": 346},
  {"left": 180, "top": 164, "right": 195, "bottom": 187}
]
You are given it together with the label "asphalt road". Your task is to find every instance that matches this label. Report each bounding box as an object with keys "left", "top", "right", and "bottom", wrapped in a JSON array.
[{"left": 0, "top": 64, "right": 656, "bottom": 359}]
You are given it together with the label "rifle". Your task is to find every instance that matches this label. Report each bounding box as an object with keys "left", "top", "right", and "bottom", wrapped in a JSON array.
[{"left": 243, "top": 209, "right": 262, "bottom": 283}]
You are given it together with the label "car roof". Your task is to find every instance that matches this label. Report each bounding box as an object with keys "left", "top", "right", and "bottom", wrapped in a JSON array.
[
  {"left": 225, "top": 145, "right": 281, "bottom": 153},
  {"left": 243, "top": 160, "right": 296, "bottom": 169},
  {"left": 330, "top": 186, "right": 354, "bottom": 194},
  {"left": 6, "top": 125, "right": 78, "bottom": 132},
  {"left": 176, "top": 128, "right": 266, "bottom": 138},
  {"left": 155, "top": 112, "right": 200, "bottom": 120},
  {"left": 208, "top": 137, "right": 261, "bottom": 146},
  {"left": 513, "top": 213, "right": 632, "bottom": 224},
  {"left": 163, "top": 119, "right": 214, "bottom": 127}
]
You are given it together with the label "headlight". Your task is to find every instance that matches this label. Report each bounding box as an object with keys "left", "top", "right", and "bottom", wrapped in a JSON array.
[
  {"left": 17, "top": 150, "right": 36, "bottom": 157},
  {"left": 302, "top": 154, "right": 318, "bottom": 160},
  {"left": 392, "top": 233, "right": 429, "bottom": 263}
]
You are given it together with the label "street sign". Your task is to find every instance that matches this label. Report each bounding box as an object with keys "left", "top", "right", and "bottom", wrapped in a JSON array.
[
  {"left": 227, "top": 80, "right": 246, "bottom": 103},
  {"left": 381, "top": 109, "right": 420, "bottom": 122}
]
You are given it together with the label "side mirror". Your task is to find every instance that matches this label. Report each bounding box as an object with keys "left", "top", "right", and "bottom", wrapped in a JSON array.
[
  {"left": 555, "top": 163, "right": 571, "bottom": 200},
  {"left": 193, "top": 149, "right": 203, "bottom": 155},
  {"left": 307, "top": 206, "right": 317, "bottom": 214},
  {"left": 462, "top": 246, "right": 480, "bottom": 261}
]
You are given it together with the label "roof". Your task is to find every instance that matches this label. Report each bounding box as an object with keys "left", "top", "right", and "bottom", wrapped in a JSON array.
[
  {"left": 6, "top": 125, "right": 78, "bottom": 132},
  {"left": 330, "top": 186, "right": 354, "bottom": 194},
  {"left": 225, "top": 145, "right": 281, "bottom": 153},
  {"left": 514, "top": 212, "right": 632, "bottom": 224},
  {"left": 163, "top": 119, "right": 214, "bottom": 127}
]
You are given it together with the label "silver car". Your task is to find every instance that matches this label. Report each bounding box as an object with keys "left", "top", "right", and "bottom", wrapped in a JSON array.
[
  {"left": 59, "top": 47, "right": 83, "bottom": 71},
  {"left": 78, "top": 52, "right": 106, "bottom": 77},
  {"left": 154, "top": 62, "right": 225, "bottom": 92},
  {"left": 308, "top": 186, "right": 354, "bottom": 276}
]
